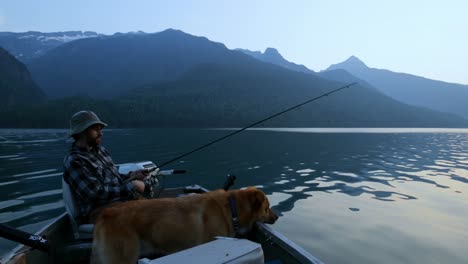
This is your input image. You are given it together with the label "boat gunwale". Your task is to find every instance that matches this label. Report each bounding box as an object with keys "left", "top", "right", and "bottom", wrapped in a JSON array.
[
  {"left": 1, "top": 212, "right": 69, "bottom": 263},
  {"left": 256, "top": 222, "right": 323, "bottom": 264}
]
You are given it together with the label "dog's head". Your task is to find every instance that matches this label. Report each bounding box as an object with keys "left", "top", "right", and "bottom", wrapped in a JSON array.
[{"left": 239, "top": 187, "right": 278, "bottom": 225}]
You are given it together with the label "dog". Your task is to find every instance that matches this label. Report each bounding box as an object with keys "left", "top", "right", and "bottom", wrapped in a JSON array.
[{"left": 91, "top": 187, "right": 278, "bottom": 264}]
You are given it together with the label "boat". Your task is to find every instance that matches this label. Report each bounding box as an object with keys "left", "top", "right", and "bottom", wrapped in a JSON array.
[{"left": 1, "top": 161, "right": 323, "bottom": 264}]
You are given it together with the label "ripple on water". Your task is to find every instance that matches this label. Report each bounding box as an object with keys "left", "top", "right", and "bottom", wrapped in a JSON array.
[
  {"left": 284, "top": 186, "right": 308, "bottom": 193},
  {"left": 449, "top": 168, "right": 468, "bottom": 178},
  {"left": 424, "top": 165, "right": 448, "bottom": 170},
  {"left": 274, "top": 180, "right": 289, "bottom": 184},
  {"left": 396, "top": 170, "right": 436, "bottom": 177},
  {"left": 0, "top": 201, "right": 64, "bottom": 223},
  {"left": 371, "top": 176, "right": 394, "bottom": 181},
  {"left": 332, "top": 171, "right": 360, "bottom": 178},
  {"left": 0, "top": 200, "right": 24, "bottom": 210},
  {"left": 396, "top": 164, "right": 413, "bottom": 169},
  {"left": 0, "top": 155, "right": 20, "bottom": 159},
  {"left": 296, "top": 169, "right": 315, "bottom": 174},
  {"left": 368, "top": 170, "right": 392, "bottom": 176},
  {"left": 0, "top": 180, "right": 19, "bottom": 186},
  {"left": 267, "top": 192, "right": 293, "bottom": 208},
  {"left": 0, "top": 138, "right": 63, "bottom": 144},
  {"left": 8, "top": 157, "right": 27, "bottom": 161},
  {"left": 16, "top": 189, "right": 62, "bottom": 200},
  {"left": 12, "top": 169, "right": 57, "bottom": 178},
  {"left": 25, "top": 172, "right": 62, "bottom": 180}
]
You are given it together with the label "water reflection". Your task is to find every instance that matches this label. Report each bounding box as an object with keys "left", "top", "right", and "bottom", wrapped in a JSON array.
[
  {"left": 213, "top": 129, "right": 468, "bottom": 217},
  {"left": 1, "top": 128, "right": 468, "bottom": 260}
]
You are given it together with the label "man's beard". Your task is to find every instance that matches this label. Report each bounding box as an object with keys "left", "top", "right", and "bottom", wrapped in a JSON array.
[{"left": 88, "top": 137, "right": 101, "bottom": 147}]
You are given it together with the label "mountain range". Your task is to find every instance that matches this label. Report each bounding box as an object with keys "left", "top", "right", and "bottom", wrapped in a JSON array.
[
  {"left": 236, "top": 48, "right": 314, "bottom": 74},
  {"left": 27, "top": 29, "right": 261, "bottom": 99},
  {"left": 327, "top": 56, "right": 468, "bottom": 119},
  {"left": 0, "top": 29, "right": 467, "bottom": 128},
  {"left": 0, "top": 31, "right": 101, "bottom": 62}
]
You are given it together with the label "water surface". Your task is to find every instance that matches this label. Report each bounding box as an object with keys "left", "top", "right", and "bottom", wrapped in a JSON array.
[{"left": 1, "top": 128, "right": 467, "bottom": 263}]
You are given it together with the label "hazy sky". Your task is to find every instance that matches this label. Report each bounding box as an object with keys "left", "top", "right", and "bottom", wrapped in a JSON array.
[{"left": 1, "top": 0, "right": 467, "bottom": 84}]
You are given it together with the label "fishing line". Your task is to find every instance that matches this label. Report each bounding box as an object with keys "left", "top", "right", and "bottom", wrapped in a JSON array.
[{"left": 126, "top": 81, "right": 358, "bottom": 182}]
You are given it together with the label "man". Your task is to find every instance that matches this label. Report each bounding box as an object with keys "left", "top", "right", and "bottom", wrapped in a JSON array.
[{"left": 63, "top": 110, "right": 149, "bottom": 223}]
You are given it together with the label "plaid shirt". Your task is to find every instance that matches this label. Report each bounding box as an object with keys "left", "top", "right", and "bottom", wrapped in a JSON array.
[{"left": 63, "top": 144, "right": 136, "bottom": 219}]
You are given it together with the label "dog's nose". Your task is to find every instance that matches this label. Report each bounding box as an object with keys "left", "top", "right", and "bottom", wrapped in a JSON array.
[
  {"left": 273, "top": 213, "right": 279, "bottom": 223},
  {"left": 268, "top": 210, "right": 279, "bottom": 224}
]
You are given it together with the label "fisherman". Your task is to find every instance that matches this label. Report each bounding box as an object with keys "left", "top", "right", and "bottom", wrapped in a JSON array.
[{"left": 63, "top": 110, "right": 150, "bottom": 223}]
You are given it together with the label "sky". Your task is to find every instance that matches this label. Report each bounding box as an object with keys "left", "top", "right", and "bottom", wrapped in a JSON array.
[{"left": 1, "top": 0, "right": 467, "bottom": 84}]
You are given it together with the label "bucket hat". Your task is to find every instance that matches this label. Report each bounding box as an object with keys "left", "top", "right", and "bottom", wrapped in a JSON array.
[{"left": 69, "top": 110, "right": 107, "bottom": 136}]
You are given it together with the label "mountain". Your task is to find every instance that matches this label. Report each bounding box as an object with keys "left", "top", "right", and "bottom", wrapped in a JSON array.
[
  {"left": 239, "top": 48, "right": 381, "bottom": 92},
  {"left": 115, "top": 62, "right": 466, "bottom": 127},
  {"left": 317, "top": 68, "right": 378, "bottom": 92},
  {"left": 27, "top": 29, "right": 260, "bottom": 99},
  {"left": 2, "top": 29, "right": 465, "bottom": 128},
  {"left": 0, "top": 47, "right": 46, "bottom": 110},
  {"left": 0, "top": 31, "right": 101, "bottom": 62},
  {"left": 326, "top": 56, "right": 468, "bottom": 119},
  {"left": 237, "top": 48, "right": 314, "bottom": 74},
  {"left": 3, "top": 59, "right": 467, "bottom": 128}
]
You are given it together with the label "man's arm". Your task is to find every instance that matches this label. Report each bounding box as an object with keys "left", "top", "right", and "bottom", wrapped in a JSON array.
[{"left": 65, "top": 160, "right": 135, "bottom": 204}]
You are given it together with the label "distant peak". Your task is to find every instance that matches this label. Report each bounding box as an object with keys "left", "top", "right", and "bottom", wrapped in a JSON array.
[
  {"left": 126, "top": 30, "right": 146, "bottom": 35},
  {"left": 343, "top": 56, "right": 367, "bottom": 67},
  {"left": 160, "top": 28, "right": 186, "bottom": 35},
  {"left": 326, "top": 55, "right": 368, "bottom": 72},
  {"left": 264, "top": 47, "right": 279, "bottom": 55},
  {"left": 263, "top": 47, "right": 285, "bottom": 60}
]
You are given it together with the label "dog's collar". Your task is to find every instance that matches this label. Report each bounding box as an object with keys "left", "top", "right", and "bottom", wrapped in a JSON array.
[{"left": 228, "top": 194, "right": 241, "bottom": 238}]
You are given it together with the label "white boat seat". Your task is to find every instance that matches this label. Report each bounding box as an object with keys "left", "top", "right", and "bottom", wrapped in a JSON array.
[
  {"left": 62, "top": 178, "right": 94, "bottom": 239},
  {"left": 78, "top": 224, "right": 95, "bottom": 234},
  {"left": 62, "top": 161, "right": 157, "bottom": 239},
  {"left": 138, "top": 237, "right": 264, "bottom": 264}
]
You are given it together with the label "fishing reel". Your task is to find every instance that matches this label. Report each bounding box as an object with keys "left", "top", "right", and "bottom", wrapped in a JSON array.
[
  {"left": 143, "top": 168, "right": 187, "bottom": 198},
  {"left": 143, "top": 168, "right": 161, "bottom": 198}
]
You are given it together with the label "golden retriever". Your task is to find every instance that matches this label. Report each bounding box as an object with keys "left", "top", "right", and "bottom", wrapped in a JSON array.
[{"left": 91, "top": 187, "right": 278, "bottom": 264}]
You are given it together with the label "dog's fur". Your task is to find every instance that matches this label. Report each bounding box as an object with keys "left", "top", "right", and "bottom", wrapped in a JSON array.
[{"left": 91, "top": 187, "right": 278, "bottom": 264}]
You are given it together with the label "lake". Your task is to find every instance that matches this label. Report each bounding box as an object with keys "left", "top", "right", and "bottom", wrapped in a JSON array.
[{"left": 1, "top": 128, "right": 468, "bottom": 263}]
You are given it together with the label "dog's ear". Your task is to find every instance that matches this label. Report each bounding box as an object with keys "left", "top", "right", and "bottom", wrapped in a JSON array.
[{"left": 247, "top": 188, "right": 265, "bottom": 211}]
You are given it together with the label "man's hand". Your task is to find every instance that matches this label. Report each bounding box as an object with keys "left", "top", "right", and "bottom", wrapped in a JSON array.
[{"left": 129, "top": 169, "right": 150, "bottom": 180}]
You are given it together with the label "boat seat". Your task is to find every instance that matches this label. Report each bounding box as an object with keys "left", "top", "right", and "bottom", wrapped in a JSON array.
[
  {"left": 138, "top": 237, "right": 264, "bottom": 264},
  {"left": 78, "top": 224, "right": 94, "bottom": 234},
  {"left": 62, "top": 161, "right": 158, "bottom": 240},
  {"left": 62, "top": 178, "right": 94, "bottom": 239}
]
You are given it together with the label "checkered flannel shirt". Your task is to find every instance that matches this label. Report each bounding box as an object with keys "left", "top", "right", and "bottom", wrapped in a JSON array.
[{"left": 63, "top": 145, "right": 136, "bottom": 219}]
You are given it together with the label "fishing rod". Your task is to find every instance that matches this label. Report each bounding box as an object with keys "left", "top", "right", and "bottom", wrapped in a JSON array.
[{"left": 126, "top": 81, "right": 358, "bottom": 182}]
